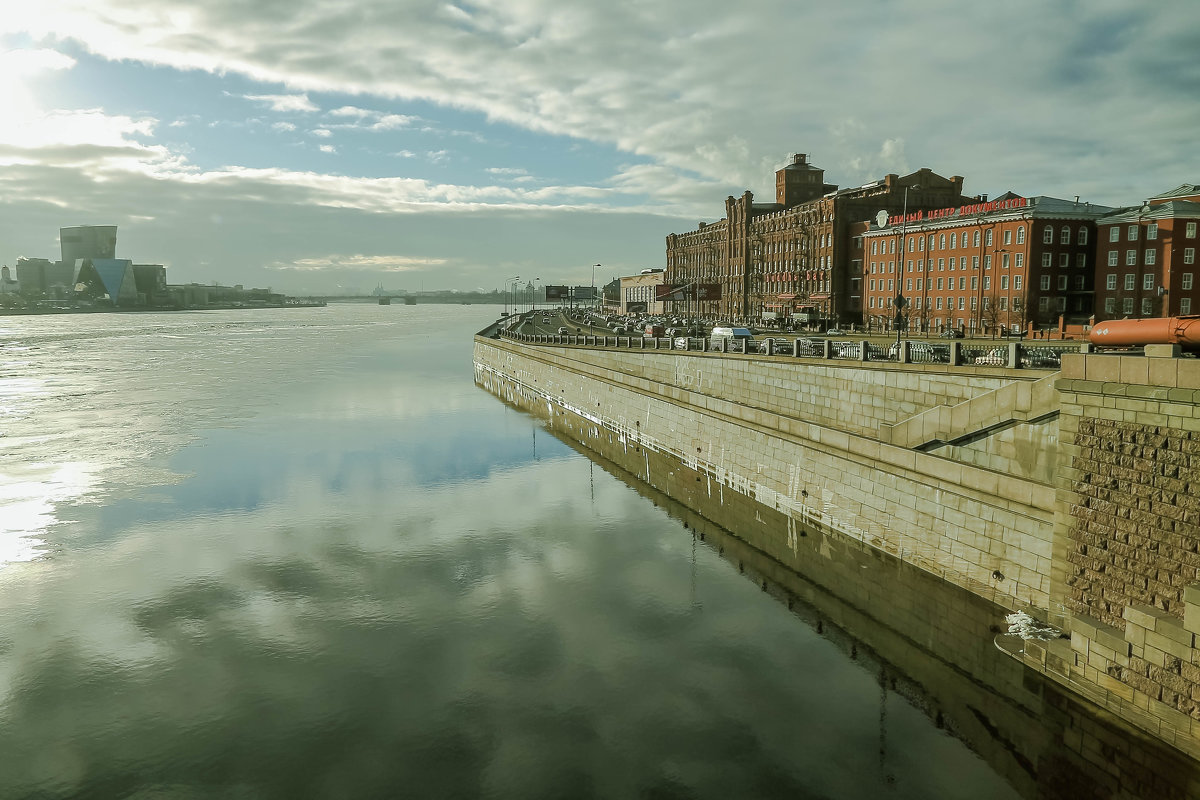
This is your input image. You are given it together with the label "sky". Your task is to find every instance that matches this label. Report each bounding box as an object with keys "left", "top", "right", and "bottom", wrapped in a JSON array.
[{"left": 1, "top": 0, "right": 1197, "bottom": 294}]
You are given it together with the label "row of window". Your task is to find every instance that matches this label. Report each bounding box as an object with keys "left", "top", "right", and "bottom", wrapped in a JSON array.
[
  {"left": 868, "top": 223, "right": 1105, "bottom": 256},
  {"left": 1107, "top": 222, "right": 1199, "bottom": 242},
  {"left": 865, "top": 294, "right": 1056, "bottom": 312},
  {"left": 1104, "top": 297, "right": 1193, "bottom": 314},
  {"left": 1105, "top": 247, "right": 1195, "bottom": 266},
  {"left": 868, "top": 253, "right": 1026, "bottom": 273},
  {"left": 868, "top": 272, "right": 1092, "bottom": 294},
  {"left": 1102, "top": 272, "right": 1194, "bottom": 292}
]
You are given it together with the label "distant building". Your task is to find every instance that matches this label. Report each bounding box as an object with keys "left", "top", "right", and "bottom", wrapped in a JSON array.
[
  {"left": 1094, "top": 184, "right": 1200, "bottom": 321},
  {"left": 60, "top": 225, "right": 117, "bottom": 266},
  {"left": 619, "top": 271, "right": 666, "bottom": 315},
  {"left": 664, "top": 153, "right": 973, "bottom": 325},
  {"left": 132, "top": 264, "right": 168, "bottom": 304},
  {"left": 0, "top": 266, "right": 18, "bottom": 294},
  {"left": 14, "top": 256, "right": 74, "bottom": 299},
  {"left": 74, "top": 259, "right": 139, "bottom": 305},
  {"left": 859, "top": 194, "right": 1115, "bottom": 335}
]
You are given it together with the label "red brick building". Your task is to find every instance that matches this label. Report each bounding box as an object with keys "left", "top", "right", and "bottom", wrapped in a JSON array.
[
  {"left": 664, "top": 153, "right": 972, "bottom": 325},
  {"left": 860, "top": 195, "right": 1114, "bottom": 336},
  {"left": 1094, "top": 184, "right": 1200, "bottom": 321}
]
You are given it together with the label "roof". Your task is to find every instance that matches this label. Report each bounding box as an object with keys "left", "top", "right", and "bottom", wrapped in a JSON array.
[
  {"left": 1148, "top": 184, "right": 1200, "bottom": 202},
  {"left": 1097, "top": 200, "right": 1200, "bottom": 224}
]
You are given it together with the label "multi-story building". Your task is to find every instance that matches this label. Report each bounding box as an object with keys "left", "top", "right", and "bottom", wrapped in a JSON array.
[
  {"left": 664, "top": 153, "right": 972, "bottom": 326},
  {"left": 859, "top": 195, "right": 1114, "bottom": 335},
  {"left": 1094, "top": 184, "right": 1200, "bottom": 321},
  {"left": 60, "top": 225, "right": 117, "bottom": 266},
  {"left": 619, "top": 270, "right": 667, "bottom": 315}
]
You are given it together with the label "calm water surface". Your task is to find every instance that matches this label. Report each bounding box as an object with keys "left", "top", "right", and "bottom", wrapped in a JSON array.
[{"left": 2, "top": 305, "right": 1031, "bottom": 797}]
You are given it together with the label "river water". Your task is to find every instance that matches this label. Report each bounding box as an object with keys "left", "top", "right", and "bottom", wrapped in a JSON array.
[{"left": 0, "top": 304, "right": 1189, "bottom": 798}]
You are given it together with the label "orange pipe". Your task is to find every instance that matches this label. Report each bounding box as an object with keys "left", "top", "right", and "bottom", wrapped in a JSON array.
[{"left": 1089, "top": 316, "right": 1200, "bottom": 350}]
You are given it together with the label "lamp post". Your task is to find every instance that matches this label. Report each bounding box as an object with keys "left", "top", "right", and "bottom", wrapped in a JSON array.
[
  {"left": 505, "top": 275, "right": 520, "bottom": 316},
  {"left": 592, "top": 264, "right": 600, "bottom": 310},
  {"left": 894, "top": 184, "right": 920, "bottom": 350},
  {"left": 532, "top": 277, "right": 541, "bottom": 311}
]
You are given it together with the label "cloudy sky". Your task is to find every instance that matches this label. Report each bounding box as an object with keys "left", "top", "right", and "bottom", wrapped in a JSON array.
[{"left": 1, "top": 1, "right": 1197, "bottom": 294}]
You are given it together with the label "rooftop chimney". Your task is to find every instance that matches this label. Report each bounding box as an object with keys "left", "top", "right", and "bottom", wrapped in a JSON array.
[{"left": 794, "top": 153, "right": 806, "bottom": 165}]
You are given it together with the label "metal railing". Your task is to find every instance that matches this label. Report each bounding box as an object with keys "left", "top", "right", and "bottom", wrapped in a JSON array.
[{"left": 491, "top": 327, "right": 1085, "bottom": 370}]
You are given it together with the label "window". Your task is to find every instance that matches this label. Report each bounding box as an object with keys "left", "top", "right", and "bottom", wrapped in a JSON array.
[
  {"left": 917, "top": 278, "right": 924, "bottom": 290},
  {"left": 971, "top": 276, "right": 978, "bottom": 290},
  {"left": 871, "top": 242, "right": 878, "bottom": 255},
  {"left": 1058, "top": 253, "right": 1068, "bottom": 268},
  {"left": 959, "top": 277, "right": 966, "bottom": 290},
  {"left": 1104, "top": 297, "right": 1115, "bottom": 313},
  {"left": 999, "top": 296, "right": 1008, "bottom": 311},
  {"left": 937, "top": 278, "right": 944, "bottom": 290},
  {"left": 1060, "top": 226, "right": 1071, "bottom": 245},
  {"left": 908, "top": 236, "right": 915, "bottom": 251},
  {"left": 936, "top": 297, "right": 943, "bottom": 310},
  {"left": 1184, "top": 248, "right": 1194, "bottom": 265},
  {"left": 984, "top": 276, "right": 991, "bottom": 290},
  {"left": 890, "top": 261, "right": 895, "bottom": 273},
  {"left": 1106, "top": 274, "right": 1117, "bottom": 290},
  {"left": 1077, "top": 254, "right": 1086, "bottom": 269},
  {"left": 950, "top": 233, "right": 957, "bottom": 249},
  {"left": 869, "top": 297, "right": 875, "bottom": 309},
  {"left": 958, "top": 297, "right": 965, "bottom": 309},
  {"left": 1109, "top": 226, "right": 1120, "bottom": 242},
  {"left": 1187, "top": 222, "right": 1197, "bottom": 238},
  {"left": 915, "top": 297, "right": 922, "bottom": 310},
  {"left": 1015, "top": 254, "right": 1024, "bottom": 268},
  {"left": 918, "top": 236, "right": 924, "bottom": 251},
  {"left": 917, "top": 259, "right": 924, "bottom": 272},
  {"left": 1144, "top": 273, "right": 1155, "bottom": 290},
  {"left": 1126, "top": 250, "right": 1136, "bottom": 266},
  {"left": 907, "top": 260, "right": 913, "bottom": 272},
  {"left": 1128, "top": 225, "right": 1139, "bottom": 241},
  {"left": 1041, "top": 275, "right": 1052, "bottom": 290},
  {"left": 1003, "top": 230, "right": 1012, "bottom": 245},
  {"left": 906, "top": 278, "right": 912, "bottom": 291},
  {"left": 984, "top": 255, "right": 992, "bottom": 270},
  {"left": 1124, "top": 274, "right": 1135, "bottom": 291},
  {"left": 948, "top": 258, "right": 955, "bottom": 271},
  {"left": 1142, "top": 298, "right": 1153, "bottom": 315},
  {"left": 961, "top": 257, "right": 969, "bottom": 270},
  {"left": 1001, "top": 276, "right": 1009, "bottom": 290},
  {"left": 927, "top": 235, "right": 935, "bottom": 250},
  {"left": 1183, "top": 298, "right": 1193, "bottom": 314},
  {"left": 985, "top": 230, "right": 993, "bottom": 247},
  {"left": 1145, "top": 249, "right": 1156, "bottom": 266},
  {"left": 1056, "top": 297, "right": 1066, "bottom": 313},
  {"left": 889, "top": 279, "right": 894, "bottom": 291},
  {"left": 1002, "top": 253, "right": 1010, "bottom": 269},
  {"left": 1147, "top": 223, "right": 1158, "bottom": 240},
  {"left": 1079, "top": 227, "right": 1088, "bottom": 245},
  {"left": 1014, "top": 275, "right": 1023, "bottom": 290},
  {"left": 971, "top": 296, "right": 978, "bottom": 310},
  {"left": 1058, "top": 275, "right": 1068, "bottom": 290},
  {"left": 938, "top": 258, "right": 945, "bottom": 271},
  {"left": 1042, "top": 253, "right": 1053, "bottom": 268},
  {"left": 1044, "top": 226, "right": 1055, "bottom": 244},
  {"left": 939, "top": 234, "right": 946, "bottom": 250},
  {"left": 1184, "top": 273, "right": 1194, "bottom": 290},
  {"left": 1074, "top": 275, "right": 1085, "bottom": 290},
  {"left": 1107, "top": 251, "right": 1117, "bottom": 267},
  {"left": 870, "top": 279, "right": 875, "bottom": 291},
  {"left": 889, "top": 240, "right": 895, "bottom": 254},
  {"left": 973, "top": 231, "right": 980, "bottom": 247},
  {"left": 1015, "top": 226, "right": 1024, "bottom": 244},
  {"left": 972, "top": 256, "right": 979, "bottom": 270},
  {"left": 1123, "top": 297, "right": 1134, "bottom": 314}
]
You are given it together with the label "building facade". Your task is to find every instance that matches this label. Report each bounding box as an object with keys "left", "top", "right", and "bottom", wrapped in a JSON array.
[
  {"left": 860, "top": 195, "right": 1114, "bottom": 335},
  {"left": 60, "top": 225, "right": 117, "bottom": 267},
  {"left": 619, "top": 271, "right": 666, "bottom": 315},
  {"left": 664, "top": 153, "right": 973, "bottom": 326},
  {"left": 1094, "top": 185, "right": 1200, "bottom": 321}
]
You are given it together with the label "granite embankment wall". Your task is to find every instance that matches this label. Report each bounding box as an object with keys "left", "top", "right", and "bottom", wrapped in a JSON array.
[{"left": 474, "top": 337, "right": 1058, "bottom": 610}]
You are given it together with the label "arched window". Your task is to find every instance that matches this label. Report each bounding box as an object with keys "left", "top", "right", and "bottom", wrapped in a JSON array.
[
  {"left": 985, "top": 229, "right": 993, "bottom": 247},
  {"left": 1016, "top": 226, "right": 1025, "bottom": 244},
  {"left": 1043, "top": 226, "right": 1054, "bottom": 244},
  {"left": 1060, "top": 226, "right": 1071, "bottom": 245},
  {"left": 1078, "top": 227, "right": 1088, "bottom": 245},
  {"left": 973, "top": 230, "right": 980, "bottom": 247},
  {"left": 939, "top": 234, "right": 946, "bottom": 249}
]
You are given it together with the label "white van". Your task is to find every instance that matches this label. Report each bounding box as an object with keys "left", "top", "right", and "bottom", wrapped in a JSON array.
[{"left": 710, "top": 326, "right": 752, "bottom": 341}]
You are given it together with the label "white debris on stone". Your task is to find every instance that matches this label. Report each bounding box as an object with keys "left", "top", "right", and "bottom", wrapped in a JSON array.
[{"left": 1005, "top": 611, "right": 1062, "bottom": 641}]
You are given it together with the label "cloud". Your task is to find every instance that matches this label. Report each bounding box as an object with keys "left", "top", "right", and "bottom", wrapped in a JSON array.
[
  {"left": 318, "top": 144, "right": 336, "bottom": 153},
  {"left": 271, "top": 121, "right": 296, "bottom": 132},
  {"left": 242, "top": 93, "right": 319, "bottom": 113},
  {"left": 0, "top": 47, "right": 76, "bottom": 75},
  {"left": 311, "top": 128, "right": 332, "bottom": 138}
]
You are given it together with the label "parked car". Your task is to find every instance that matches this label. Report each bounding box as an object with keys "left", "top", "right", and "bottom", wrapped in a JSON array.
[
  {"left": 826, "top": 328, "right": 846, "bottom": 336},
  {"left": 757, "top": 337, "right": 794, "bottom": 355},
  {"left": 973, "top": 347, "right": 1008, "bottom": 366},
  {"left": 888, "top": 341, "right": 950, "bottom": 362},
  {"left": 939, "top": 329, "right": 963, "bottom": 338},
  {"left": 558, "top": 326, "right": 568, "bottom": 335}
]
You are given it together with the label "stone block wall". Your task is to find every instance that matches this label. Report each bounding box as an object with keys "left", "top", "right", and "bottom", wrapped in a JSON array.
[{"left": 1051, "top": 349, "right": 1200, "bottom": 756}]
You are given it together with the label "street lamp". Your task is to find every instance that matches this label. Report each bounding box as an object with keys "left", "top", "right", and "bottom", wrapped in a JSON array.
[
  {"left": 895, "top": 184, "right": 920, "bottom": 350},
  {"left": 532, "top": 277, "right": 541, "bottom": 311},
  {"left": 592, "top": 264, "right": 601, "bottom": 310},
  {"left": 505, "top": 275, "right": 520, "bottom": 316}
]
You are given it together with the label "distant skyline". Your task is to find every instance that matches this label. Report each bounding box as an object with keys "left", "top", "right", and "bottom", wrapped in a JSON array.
[{"left": 2, "top": 1, "right": 1198, "bottom": 293}]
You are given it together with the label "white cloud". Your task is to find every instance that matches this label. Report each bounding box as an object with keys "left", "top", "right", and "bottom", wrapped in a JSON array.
[
  {"left": 311, "top": 128, "right": 332, "bottom": 137},
  {"left": 242, "top": 93, "right": 319, "bottom": 113},
  {"left": 268, "top": 253, "right": 449, "bottom": 272},
  {"left": 318, "top": 144, "right": 336, "bottom": 153},
  {"left": 272, "top": 121, "right": 297, "bottom": 132},
  {"left": 0, "top": 47, "right": 76, "bottom": 75}
]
